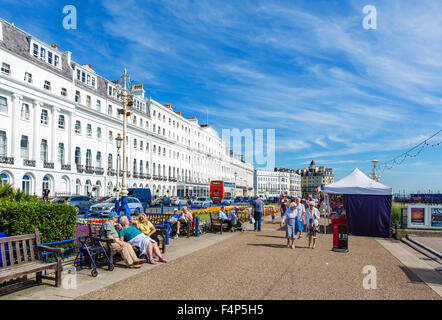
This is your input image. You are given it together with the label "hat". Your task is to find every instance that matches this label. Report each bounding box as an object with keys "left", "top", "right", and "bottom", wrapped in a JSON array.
[
  {"left": 173, "top": 208, "right": 178, "bottom": 211},
  {"left": 109, "top": 212, "right": 118, "bottom": 218}
]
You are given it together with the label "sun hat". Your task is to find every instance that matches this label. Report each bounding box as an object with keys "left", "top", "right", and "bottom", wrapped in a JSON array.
[
  {"left": 109, "top": 212, "right": 118, "bottom": 218},
  {"left": 174, "top": 208, "right": 178, "bottom": 211}
]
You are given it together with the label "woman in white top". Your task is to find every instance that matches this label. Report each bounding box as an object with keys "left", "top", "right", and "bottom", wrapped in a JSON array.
[
  {"left": 280, "top": 202, "right": 298, "bottom": 249},
  {"left": 306, "top": 202, "right": 320, "bottom": 249}
]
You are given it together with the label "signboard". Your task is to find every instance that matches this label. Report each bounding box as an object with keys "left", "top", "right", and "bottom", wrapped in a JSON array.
[
  {"left": 430, "top": 207, "right": 442, "bottom": 228},
  {"left": 407, "top": 205, "right": 442, "bottom": 229}
]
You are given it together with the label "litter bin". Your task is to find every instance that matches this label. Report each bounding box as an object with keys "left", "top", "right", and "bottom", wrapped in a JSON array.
[{"left": 332, "top": 218, "right": 349, "bottom": 252}]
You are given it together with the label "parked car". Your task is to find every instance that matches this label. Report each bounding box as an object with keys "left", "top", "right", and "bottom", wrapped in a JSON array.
[
  {"left": 193, "top": 197, "right": 213, "bottom": 208},
  {"left": 171, "top": 197, "right": 188, "bottom": 206},
  {"left": 159, "top": 197, "right": 172, "bottom": 206},
  {"left": 89, "top": 197, "right": 144, "bottom": 217},
  {"left": 53, "top": 195, "right": 99, "bottom": 213},
  {"left": 221, "top": 197, "right": 234, "bottom": 206},
  {"left": 127, "top": 188, "right": 152, "bottom": 206}
]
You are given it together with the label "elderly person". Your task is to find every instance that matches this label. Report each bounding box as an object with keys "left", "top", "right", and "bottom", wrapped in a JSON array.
[
  {"left": 100, "top": 212, "right": 145, "bottom": 268},
  {"left": 218, "top": 206, "right": 232, "bottom": 230},
  {"left": 229, "top": 206, "right": 244, "bottom": 231},
  {"left": 294, "top": 197, "right": 306, "bottom": 239},
  {"left": 119, "top": 216, "right": 167, "bottom": 265},
  {"left": 307, "top": 202, "right": 320, "bottom": 249},
  {"left": 173, "top": 206, "right": 193, "bottom": 239},
  {"left": 133, "top": 213, "right": 160, "bottom": 242},
  {"left": 280, "top": 202, "right": 298, "bottom": 249}
]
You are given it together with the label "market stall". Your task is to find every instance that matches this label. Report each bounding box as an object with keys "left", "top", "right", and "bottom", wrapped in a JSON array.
[{"left": 324, "top": 168, "right": 393, "bottom": 238}]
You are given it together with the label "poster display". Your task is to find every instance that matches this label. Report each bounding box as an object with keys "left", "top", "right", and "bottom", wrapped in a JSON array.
[
  {"left": 407, "top": 205, "right": 442, "bottom": 229},
  {"left": 430, "top": 207, "right": 442, "bottom": 228}
]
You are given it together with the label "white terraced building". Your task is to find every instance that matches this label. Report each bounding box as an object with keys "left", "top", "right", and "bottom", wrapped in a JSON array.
[
  {"left": 254, "top": 168, "right": 301, "bottom": 198},
  {"left": 0, "top": 19, "right": 254, "bottom": 199}
]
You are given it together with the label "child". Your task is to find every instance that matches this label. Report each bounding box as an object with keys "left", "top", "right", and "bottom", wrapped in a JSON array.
[{"left": 271, "top": 207, "right": 277, "bottom": 224}]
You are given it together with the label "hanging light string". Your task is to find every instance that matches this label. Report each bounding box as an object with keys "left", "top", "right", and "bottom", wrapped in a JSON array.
[{"left": 378, "top": 129, "right": 442, "bottom": 174}]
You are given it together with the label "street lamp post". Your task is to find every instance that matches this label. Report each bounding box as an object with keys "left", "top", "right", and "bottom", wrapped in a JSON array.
[
  {"left": 234, "top": 172, "right": 238, "bottom": 199},
  {"left": 115, "top": 69, "right": 134, "bottom": 219},
  {"left": 115, "top": 133, "right": 123, "bottom": 213}
]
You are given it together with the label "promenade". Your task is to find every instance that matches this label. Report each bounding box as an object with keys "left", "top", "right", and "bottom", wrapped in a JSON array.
[{"left": 1, "top": 216, "right": 441, "bottom": 300}]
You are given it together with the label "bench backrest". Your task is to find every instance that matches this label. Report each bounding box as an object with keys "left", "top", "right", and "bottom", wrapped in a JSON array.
[
  {"left": 144, "top": 213, "right": 172, "bottom": 225},
  {"left": 0, "top": 229, "right": 41, "bottom": 268},
  {"left": 209, "top": 212, "right": 221, "bottom": 223}
]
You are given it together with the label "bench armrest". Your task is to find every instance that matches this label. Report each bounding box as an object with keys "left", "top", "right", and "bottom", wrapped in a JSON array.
[{"left": 37, "top": 245, "right": 65, "bottom": 255}]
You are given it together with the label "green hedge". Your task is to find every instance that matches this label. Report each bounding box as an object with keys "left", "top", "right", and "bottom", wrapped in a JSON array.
[{"left": 0, "top": 202, "right": 77, "bottom": 244}]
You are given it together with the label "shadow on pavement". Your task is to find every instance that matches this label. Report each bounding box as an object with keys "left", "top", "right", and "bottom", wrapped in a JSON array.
[
  {"left": 398, "top": 265, "right": 442, "bottom": 285},
  {"left": 247, "top": 243, "right": 288, "bottom": 249}
]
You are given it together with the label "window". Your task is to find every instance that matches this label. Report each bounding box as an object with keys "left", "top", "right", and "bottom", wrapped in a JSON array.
[
  {"left": 24, "top": 72, "right": 32, "bottom": 83},
  {"left": 96, "top": 152, "right": 102, "bottom": 168},
  {"left": 20, "top": 135, "right": 29, "bottom": 159},
  {"left": 107, "top": 105, "right": 112, "bottom": 116},
  {"left": 54, "top": 55, "right": 60, "bottom": 68},
  {"left": 1, "top": 63, "right": 10, "bottom": 75},
  {"left": 108, "top": 154, "right": 113, "bottom": 169},
  {"left": 40, "top": 109, "right": 48, "bottom": 125},
  {"left": 108, "top": 131, "right": 113, "bottom": 142},
  {"left": 21, "top": 103, "right": 30, "bottom": 120},
  {"left": 58, "top": 143, "right": 65, "bottom": 164},
  {"left": 86, "top": 95, "right": 91, "bottom": 107},
  {"left": 87, "top": 124, "right": 92, "bottom": 137},
  {"left": 48, "top": 51, "right": 53, "bottom": 64},
  {"left": 133, "top": 138, "right": 137, "bottom": 149},
  {"left": 44, "top": 80, "right": 51, "bottom": 91},
  {"left": 86, "top": 149, "right": 92, "bottom": 166},
  {"left": 40, "top": 139, "right": 48, "bottom": 162},
  {"left": 97, "top": 127, "right": 102, "bottom": 139},
  {"left": 75, "top": 147, "right": 81, "bottom": 165},
  {"left": 22, "top": 175, "right": 31, "bottom": 195},
  {"left": 61, "top": 88, "right": 67, "bottom": 97},
  {"left": 1, "top": 96, "right": 8, "bottom": 114},
  {"left": 75, "top": 91, "right": 80, "bottom": 103},
  {"left": 58, "top": 115, "right": 65, "bottom": 129},
  {"left": 0, "top": 131, "right": 6, "bottom": 157},
  {"left": 75, "top": 121, "right": 81, "bottom": 134},
  {"left": 133, "top": 116, "right": 136, "bottom": 124},
  {"left": 40, "top": 47, "right": 46, "bottom": 60},
  {"left": 33, "top": 43, "right": 39, "bottom": 57},
  {"left": 140, "top": 141, "right": 143, "bottom": 150},
  {"left": 96, "top": 100, "right": 101, "bottom": 111}
]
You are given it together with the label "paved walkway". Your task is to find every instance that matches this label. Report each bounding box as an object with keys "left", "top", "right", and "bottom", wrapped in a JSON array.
[
  {"left": 78, "top": 218, "right": 440, "bottom": 300},
  {"left": 408, "top": 236, "right": 442, "bottom": 254}
]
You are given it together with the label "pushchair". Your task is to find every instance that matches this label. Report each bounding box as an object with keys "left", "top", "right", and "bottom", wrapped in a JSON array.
[{"left": 230, "top": 215, "right": 245, "bottom": 232}]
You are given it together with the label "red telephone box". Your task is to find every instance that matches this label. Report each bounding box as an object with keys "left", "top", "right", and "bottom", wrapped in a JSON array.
[{"left": 332, "top": 218, "right": 349, "bottom": 252}]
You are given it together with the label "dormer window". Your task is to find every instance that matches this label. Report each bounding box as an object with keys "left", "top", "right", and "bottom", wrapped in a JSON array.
[
  {"left": 75, "top": 66, "right": 97, "bottom": 88},
  {"left": 30, "top": 40, "right": 62, "bottom": 69}
]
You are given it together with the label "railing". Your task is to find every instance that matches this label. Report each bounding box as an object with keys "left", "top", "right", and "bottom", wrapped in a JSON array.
[
  {"left": 85, "top": 166, "right": 95, "bottom": 174},
  {"left": 107, "top": 168, "right": 116, "bottom": 176},
  {"left": 43, "top": 162, "right": 54, "bottom": 169},
  {"left": 133, "top": 173, "right": 139, "bottom": 179},
  {"left": 23, "top": 159, "right": 36, "bottom": 167},
  {"left": 76, "top": 164, "right": 85, "bottom": 173},
  {"left": 61, "top": 164, "right": 71, "bottom": 171},
  {"left": 0, "top": 156, "right": 14, "bottom": 165},
  {"left": 95, "top": 167, "right": 104, "bottom": 175}
]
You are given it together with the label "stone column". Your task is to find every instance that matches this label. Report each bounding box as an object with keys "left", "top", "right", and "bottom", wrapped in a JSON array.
[
  {"left": 32, "top": 100, "right": 43, "bottom": 161},
  {"left": 51, "top": 107, "right": 60, "bottom": 163},
  {"left": 10, "top": 93, "right": 22, "bottom": 159}
]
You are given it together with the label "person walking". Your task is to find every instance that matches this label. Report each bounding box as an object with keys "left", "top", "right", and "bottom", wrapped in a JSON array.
[
  {"left": 252, "top": 196, "right": 264, "bottom": 232},
  {"left": 307, "top": 202, "right": 321, "bottom": 249},
  {"left": 279, "top": 195, "right": 288, "bottom": 219},
  {"left": 295, "top": 197, "right": 305, "bottom": 239},
  {"left": 280, "top": 202, "right": 298, "bottom": 249}
]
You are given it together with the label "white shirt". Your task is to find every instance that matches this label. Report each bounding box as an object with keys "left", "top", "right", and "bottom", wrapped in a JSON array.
[
  {"left": 281, "top": 208, "right": 297, "bottom": 224},
  {"left": 306, "top": 208, "right": 320, "bottom": 226},
  {"left": 295, "top": 204, "right": 305, "bottom": 219}
]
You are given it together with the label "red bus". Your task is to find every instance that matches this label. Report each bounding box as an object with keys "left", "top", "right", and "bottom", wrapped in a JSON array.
[{"left": 210, "top": 180, "right": 225, "bottom": 202}]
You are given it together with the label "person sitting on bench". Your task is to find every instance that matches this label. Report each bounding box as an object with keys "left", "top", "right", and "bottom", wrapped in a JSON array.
[
  {"left": 218, "top": 206, "right": 232, "bottom": 230},
  {"left": 101, "top": 212, "right": 145, "bottom": 268},
  {"left": 133, "top": 213, "right": 160, "bottom": 242},
  {"left": 228, "top": 206, "right": 243, "bottom": 231},
  {"left": 119, "top": 216, "right": 167, "bottom": 265},
  {"left": 173, "top": 206, "right": 193, "bottom": 239}
]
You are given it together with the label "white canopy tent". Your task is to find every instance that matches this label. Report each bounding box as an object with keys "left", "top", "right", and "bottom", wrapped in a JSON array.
[{"left": 324, "top": 168, "right": 392, "bottom": 196}]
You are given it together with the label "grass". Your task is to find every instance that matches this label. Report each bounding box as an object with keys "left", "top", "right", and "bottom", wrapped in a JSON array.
[{"left": 391, "top": 201, "right": 406, "bottom": 225}]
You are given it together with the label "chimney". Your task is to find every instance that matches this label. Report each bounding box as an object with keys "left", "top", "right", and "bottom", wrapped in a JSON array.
[
  {"left": 65, "top": 51, "right": 71, "bottom": 65},
  {"left": 51, "top": 43, "right": 58, "bottom": 49},
  {"left": 89, "top": 64, "right": 92, "bottom": 70}
]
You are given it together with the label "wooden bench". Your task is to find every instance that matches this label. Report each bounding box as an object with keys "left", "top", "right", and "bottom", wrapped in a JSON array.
[
  {"left": 209, "top": 212, "right": 230, "bottom": 234},
  {"left": 0, "top": 229, "right": 65, "bottom": 287},
  {"left": 145, "top": 213, "right": 194, "bottom": 238}
]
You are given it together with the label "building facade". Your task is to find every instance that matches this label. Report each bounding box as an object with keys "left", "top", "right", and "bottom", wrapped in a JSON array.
[
  {"left": 254, "top": 168, "right": 301, "bottom": 198},
  {"left": 296, "top": 161, "right": 334, "bottom": 196},
  {"left": 0, "top": 19, "right": 254, "bottom": 199}
]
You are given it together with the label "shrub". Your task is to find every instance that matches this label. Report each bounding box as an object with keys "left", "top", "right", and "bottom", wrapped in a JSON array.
[
  {"left": 0, "top": 201, "right": 76, "bottom": 244},
  {"left": 0, "top": 184, "right": 38, "bottom": 203}
]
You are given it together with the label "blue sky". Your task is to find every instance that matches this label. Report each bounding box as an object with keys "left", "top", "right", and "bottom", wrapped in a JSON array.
[{"left": 1, "top": 0, "right": 441, "bottom": 193}]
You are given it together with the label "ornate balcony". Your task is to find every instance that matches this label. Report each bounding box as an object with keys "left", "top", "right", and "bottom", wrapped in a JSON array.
[
  {"left": 146, "top": 174, "right": 151, "bottom": 180},
  {"left": 23, "top": 159, "right": 36, "bottom": 167},
  {"left": 133, "top": 173, "right": 139, "bottom": 179},
  {"left": 43, "top": 162, "right": 54, "bottom": 169},
  {"left": 0, "top": 156, "right": 14, "bottom": 165},
  {"left": 95, "top": 167, "right": 104, "bottom": 175},
  {"left": 85, "top": 166, "right": 95, "bottom": 174},
  {"left": 76, "top": 164, "right": 84, "bottom": 173},
  {"left": 107, "top": 168, "right": 116, "bottom": 176},
  {"left": 61, "top": 164, "right": 71, "bottom": 171}
]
